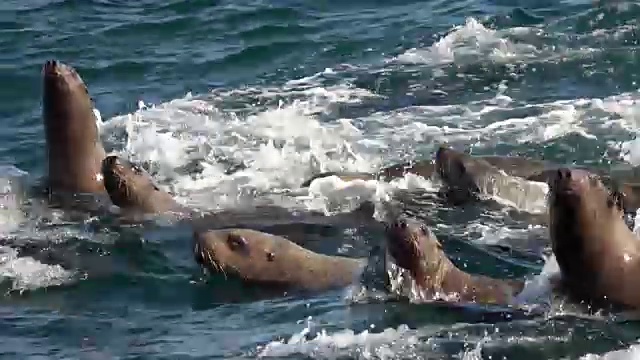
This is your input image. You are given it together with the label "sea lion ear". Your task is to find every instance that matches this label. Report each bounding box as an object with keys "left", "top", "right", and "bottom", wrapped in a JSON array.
[{"left": 420, "top": 225, "right": 429, "bottom": 235}]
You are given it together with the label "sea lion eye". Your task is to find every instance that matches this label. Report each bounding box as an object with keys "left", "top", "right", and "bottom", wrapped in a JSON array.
[
  {"left": 420, "top": 225, "right": 429, "bottom": 235},
  {"left": 227, "top": 233, "right": 249, "bottom": 253}
]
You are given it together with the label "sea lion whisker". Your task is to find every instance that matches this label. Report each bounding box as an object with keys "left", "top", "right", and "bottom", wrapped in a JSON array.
[
  {"left": 207, "top": 250, "right": 227, "bottom": 280},
  {"left": 193, "top": 239, "right": 225, "bottom": 279}
]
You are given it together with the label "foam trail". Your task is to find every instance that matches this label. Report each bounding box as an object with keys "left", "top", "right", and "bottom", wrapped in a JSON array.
[
  {"left": 257, "top": 320, "right": 426, "bottom": 359},
  {"left": 395, "top": 18, "right": 535, "bottom": 66},
  {"left": 513, "top": 253, "right": 560, "bottom": 308},
  {"left": 580, "top": 343, "right": 640, "bottom": 359},
  {"left": 96, "top": 56, "right": 640, "bottom": 216},
  {"left": 0, "top": 165, "right": 76, "bottom": 292}
]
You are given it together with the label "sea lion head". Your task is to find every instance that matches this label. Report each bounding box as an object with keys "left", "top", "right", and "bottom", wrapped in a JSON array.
[
  {"left": 547, "top": 168, "right": 624, "bottom": 225},
  {"left": 193, "top": 228, "right": 363, "bottom": 294},
  {"left": 193, "top": 229, "right": 282, "bottom": 282},
  {"left": 547, "top": 168, "right": 629, "bottom": 304},
  {"left": 434, "top": 146, "right": 482, "bottom": 204},
  {"left": 101, "top": 155, "right": 161, "bottom": 209},
  {"left": 384, "top": 218, "right": 448, "bottom": 282},
  {"left": 42, "top": 60, "right": 98, "bottom": 140}
]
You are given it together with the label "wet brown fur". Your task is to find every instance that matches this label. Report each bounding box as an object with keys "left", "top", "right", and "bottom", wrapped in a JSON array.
[
  {"left": 548, "top": 168, "right": 640, "bottom": 309},
  {"left": 42, "top": 60, "right": 107, "bottom": 195},
  {"left": 385, "top": 218, "right": 524, "bottom": 305},
  {"left": 193, "top": 228, "right": 365, "bottom": 292},
  {"left": 101, "top": 155, "right": 187, "bottom": 214}
]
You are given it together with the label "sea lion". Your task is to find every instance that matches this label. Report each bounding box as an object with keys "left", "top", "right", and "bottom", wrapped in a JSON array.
[
  {"left": 384, "top": 217, "right": 525, "bottom": 305},
  {"left": 435, "top": 146, "right": 548, "bottom": 210},
  {"left": 458, "top": 151, "right": 640, "bottom": 190},
  {"left": 102, "top": 155, "right": 190, "bottom": 215},
  {"left": 547, "top": 168, "right": 640, "bottom": 310},
  {"left": 42, "top": 60, "right": 107, "bottom": 196},
  {"left": 299, "top": 149, "right": 568, "bottom": 188},
  {"left": 102, "top": 155, "right": 378, "bottom": 233},
  {"left": 442, "top": 150, "right": 594, "bottom": 183},
  {"left": 193, "top": 228, "right": 365, "bottom": 293},
  {"left": 301, "top": 146, "right": 640, "bottom": 200},
  {"left": 436, "top": 146, "right": 640, "bottom": 216}
]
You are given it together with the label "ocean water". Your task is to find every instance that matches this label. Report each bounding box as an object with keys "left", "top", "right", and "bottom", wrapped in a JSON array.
[{"left": 2, "top": 0, "right": 640, "bottom": 358}]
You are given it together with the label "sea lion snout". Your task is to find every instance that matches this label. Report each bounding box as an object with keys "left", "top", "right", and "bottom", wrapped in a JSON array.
[
  {"left": 102, "top": 155, "right": 122, "bottom": 172},
  {"left": 549, "top": 168, "right": 593, "bottom": 196},
  {"left": 43, "top": 60, "right": 83, "bottom": 87},
  {"left": 101, "top": 156, "right": 126, "bottom": 194},
  {"left": 43, "top": 60, "right": 67, "bottom": 77},
  {"left": 101, "top": 156, "right": 144, "bottom": 179}
]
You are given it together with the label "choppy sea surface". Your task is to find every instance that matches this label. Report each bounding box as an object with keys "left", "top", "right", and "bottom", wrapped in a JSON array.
[{"left": 4, "top": 0, "right": 640, "bottom": 358}]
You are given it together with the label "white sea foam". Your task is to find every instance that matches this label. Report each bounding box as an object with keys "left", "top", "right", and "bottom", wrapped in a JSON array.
[
  {"left": 0, "top": 165, "right": 76, "bottom": 292},
  {"left": 580, "top": 343, "right": 640, "bottom": 359}
]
